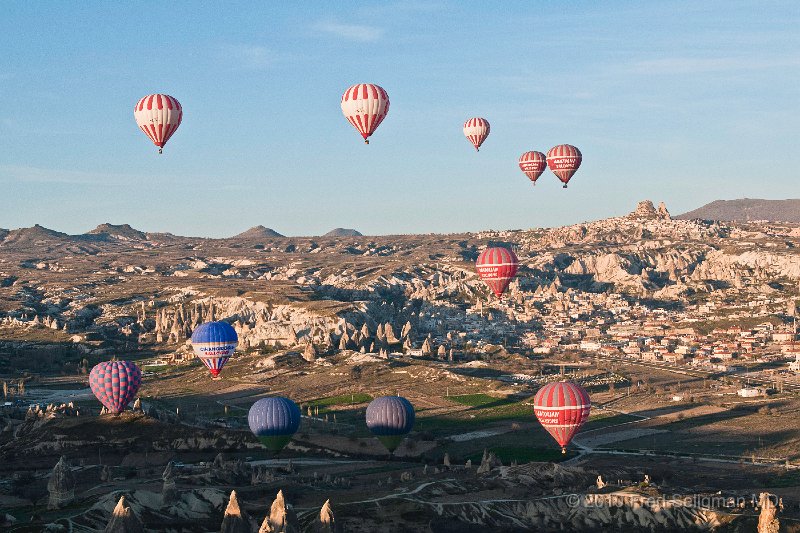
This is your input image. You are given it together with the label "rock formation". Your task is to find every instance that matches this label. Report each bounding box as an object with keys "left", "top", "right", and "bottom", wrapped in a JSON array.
[
  {"left": 315, "top": 499, "right": 339, "bottom": 533},
  {"left": 302, "top": 341, "right": 316, "bottom": 362},
  {"left": 757, "top": 492, "right": 780, "bottom": 533},
  {"left": 104, "top": 495, "right": 144, "bottom": 533},
  {"left": 161, "top": 461, "right": 177, "bottom": 505},
  {"left": 221, "top": 490, "right": 253, "bottom": 533},
  {"left": 259, "top": 490, "right": 298, "bottom": 533},
  {"left": 47, "top": 456, "right": 75, "bottom": 509}
]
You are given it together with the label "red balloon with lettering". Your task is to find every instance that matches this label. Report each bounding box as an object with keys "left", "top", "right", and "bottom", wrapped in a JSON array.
[
  {"left": 546, "top": 144, "right": 582, "bottom": 188},
  {"left": 475, "top": 246, "right": 519, "bottom": 297},
  {"left": 534, "top": 381, "right": 591, "bottom": 453},
  {"left": 518, "top": 151, "right": 547, "bottom": 185}
]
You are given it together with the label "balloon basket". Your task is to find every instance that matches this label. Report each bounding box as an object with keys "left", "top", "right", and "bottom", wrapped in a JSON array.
[
  {"left": 364, "top": 139, "right": 369, "bottom": 145},
  {"left": 562, "top": 184, "right": 568, "bottom": 189}
]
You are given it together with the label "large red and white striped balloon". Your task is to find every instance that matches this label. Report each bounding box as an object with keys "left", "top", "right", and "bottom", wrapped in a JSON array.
[
  {"left": 134, "top": 94, "right": 182, "bottom": 154},
  {"left": 546, "top": 144, "right": 582, "bottom": 188},
  {"left": 518, "top": 151, "right": 547, "bottom": 185},
  {"left": 463, "top": 117, "right": 490, "bottom": 151},
  {"left": 341, "top": 84, "right": 390, "bottom": 144},
  {"left": 475, "top": 246, "right": 519, "bottom": 297},
  {"left": 534, "top": 381, "right": 591, "bottom": 453}
]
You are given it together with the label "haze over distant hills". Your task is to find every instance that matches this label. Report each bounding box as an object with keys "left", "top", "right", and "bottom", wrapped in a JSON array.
[{"left": 676, "top": 199, "right": 800, "bottom": 223}]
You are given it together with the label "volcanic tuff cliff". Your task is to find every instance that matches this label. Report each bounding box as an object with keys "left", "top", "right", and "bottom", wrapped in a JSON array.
[{"left": 1, "top": 200, "right": 799, "bottom": 355}]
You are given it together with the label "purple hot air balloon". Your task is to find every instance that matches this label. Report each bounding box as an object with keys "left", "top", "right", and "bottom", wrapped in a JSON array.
[
  {"left": 366, "top": 396, "right": 415, "bottom": 452},
  {"left": 89, "top": 360, "right": 142, "bottom": 414}
]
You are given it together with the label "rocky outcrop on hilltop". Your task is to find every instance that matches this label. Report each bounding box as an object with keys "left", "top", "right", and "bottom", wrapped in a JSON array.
[
  {"left": 86, "top": 223, "right": 147, "bottom": 241},
  {"left": 259, "top": 490, "right": 299, "bottom": 533}
]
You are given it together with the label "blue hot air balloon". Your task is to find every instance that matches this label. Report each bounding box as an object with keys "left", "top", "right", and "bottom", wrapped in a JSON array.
[
  {"left": 248, "top": 397, "right": 302, "bottom": 453},
  {"left": 190, "top": 321, "right": 238, "bottom": 378},
  {"left": 366, "top": 396, "right": 415, "bottom": 452}
]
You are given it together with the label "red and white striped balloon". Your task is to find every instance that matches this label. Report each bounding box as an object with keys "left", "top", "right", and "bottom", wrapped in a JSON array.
[
  {"left": 475, "top": 246, "right": 518, "bottom": 297},
  {"left": 134, "top": 94, "right": 182, "bottom": 154},
  {"left": 518, "top": 151, "right": 547, "bottom": 185},
  {"left": 534, "top": 381, "right": 591, "bottom": 453},
  {"left": 546, "top": 144, "right": 582, "bottom": 188},
  {"left": 341, "top": 83, "right": 390, "bottom": 144},
  {"left": 463, "top": 117, "right": 490, "bottom": 151}
]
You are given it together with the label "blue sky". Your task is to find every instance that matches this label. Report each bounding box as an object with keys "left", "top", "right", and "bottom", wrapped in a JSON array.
[{"left": 1, "top": 1, "right": 798, "bottom": 237}]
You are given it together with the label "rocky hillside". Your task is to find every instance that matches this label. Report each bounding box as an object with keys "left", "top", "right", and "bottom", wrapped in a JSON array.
[
  {"left": 677, "top": 198, "right": 800, "bottom": 222},
  {"left": 232, "top": 225, "right": 285, "bottom": 239},
  {"left": 323, "top": 228, "right": 363, "bottom": 237}
]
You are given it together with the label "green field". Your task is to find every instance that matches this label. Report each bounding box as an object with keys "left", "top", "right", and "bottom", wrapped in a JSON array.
[
  {"left": 446, "top": 393, "right": 516, "bottom": 408},
  {"left": 305, "top": 393, "right": 373, "bottom": 409}
]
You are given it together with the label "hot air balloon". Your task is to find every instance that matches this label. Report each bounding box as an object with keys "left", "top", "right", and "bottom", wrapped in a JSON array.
[
  {"left": 463, "top": 117, "right": 490, "bottom": 151},
  {"left": 248, "top": 397, "right": 302, "bottom": 453},
  {"left": 366, "top": 396, "right": 415, "bottom": 452},
  {"left": 475, "top": 246, "right": 519, "bottom": 298},
  {"left": 518, "top": 151, "right": 547, "bottom": 185},
  {"left": 533, "top": 381, "right": 591, "bottom": 453},
  {"left": 546, "top": 144, "right": 582, "bottom": 188},
  {"left": 341, "top": 84, "right": 390, "bottom": 144},
  {"left": 190, "top": 321, "right": 238, "bottom": 378},
  {"left": 134, "top": 94, "right": 182, "bottom": 154},
  {"left": 89, "top": 360, "right": 142, "bottom": 414}
]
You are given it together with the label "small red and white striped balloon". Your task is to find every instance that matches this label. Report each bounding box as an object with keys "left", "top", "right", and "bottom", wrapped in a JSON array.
[
  {"left": 546, "top": 144, "right": 582, "bottom": 188},
  {"left": 341, "top": 83, "right": 390, "bottom": 144},
  {"left": 518, "top": 151, "right": 548, "bottom": 185},
  {"left": 463, "top": 117, "right": 490, "bottom": 151},
  {"left": 534, "top": 381, "right": 591, "bottom": 453},
  {"left": 134, "top": 94, "right": 182, "bottom": 154},
  {"left": 475, "top": 246, "right": 518, "bottom": 297}
]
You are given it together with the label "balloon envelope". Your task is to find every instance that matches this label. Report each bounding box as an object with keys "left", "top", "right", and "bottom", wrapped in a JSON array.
[
  {"left": 134, "top": 94, "right": 182, "bottom": 153},
  {"left": 533, "top": 381, "right": 591, "bottom": 452},
  {"left": 518, "top": 151, "right": 547, "bottom": 185},
  {"left": 546, "top": 144, "right": 582, "bottom": 187},
  {"left": 463, "top": 117, "right": 490, "bottom": 151},
  {"left": 366, "top": 396, "right": 415, "bottom": 452},
  {"left": 191, "top": 321, "right": 238, "bottom": 377},
  {"left": 475, "top": 247, "right": 519, "bottom": 297},
  {"left": 89, "top": 361, "right": 142, "bottom": 414},
  {"left": 248, "top": 397, "right": 302, "bottom": 452},
  {"left": 341, "top": 83, "right": 390, "bottom": 143}
]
